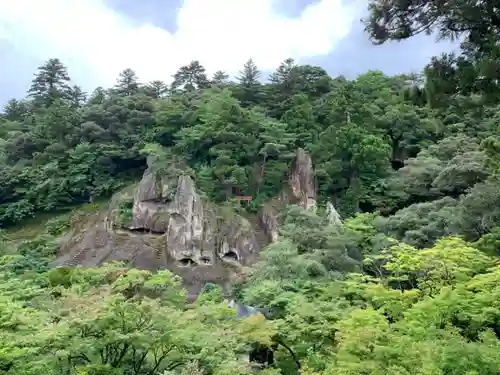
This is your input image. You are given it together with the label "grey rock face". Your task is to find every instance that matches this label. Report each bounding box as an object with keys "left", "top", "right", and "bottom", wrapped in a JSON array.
[
  {"left": 55, "top": 163, "right": 264, "bottom": 299},
  {"left": 259, "top": 148, "right": 322, "bottom": 242},
  {"left": 54, "top": 148, "right": 341, "bottom": 299},
  {"left": 130, "top": 164, "right": 179, "bottom": 233},
  {"left": 289, "top": 148, "right": 317, "bottom": 212},
  {"left": 259, "top": 204, "right": 279, "bottom": 243}
]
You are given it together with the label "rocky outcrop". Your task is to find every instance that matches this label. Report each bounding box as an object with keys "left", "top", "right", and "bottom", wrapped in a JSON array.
[
  {"left": 326, "top": 201, "right": 342, "bottom": 226},
  {"left": 259, "top": 148, "right": 341, "bottom": 241},
  {"left": 259, "top": 204, "right": 279, "bottom": 243},
  {"left": 259, "top": 148, "right": 318, "bottom": 241},
  {"left": 129, "top": 165, "right": 173, "bottom": 233},
  {"left": 289, "top": 148, "right": 317, "bottom": 212},
  {"left": 54, "top": 147, "right": 341, "bottom": 298},
  {"left": 54, "top": 161, "right": 264, "bottom": 299}
]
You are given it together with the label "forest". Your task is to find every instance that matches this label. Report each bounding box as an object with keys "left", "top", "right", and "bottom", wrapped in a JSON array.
[{"left": 1, "top": 0, "right": 500, "bottom": 374}]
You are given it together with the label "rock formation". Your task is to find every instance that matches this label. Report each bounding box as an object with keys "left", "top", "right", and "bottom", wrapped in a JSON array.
[
  {"left": 259, "top": 148, "right": 319, "bottom": 242},
  {"left": 54, "top": 160, "right": 264, "bottom": 299},
  {"left": 326, "top": 201, "right": 342, "bottom": 226},
  {"left": 54, "top": 147, "right": 341, "bottom": 299},
  {"left": 288, "top": 148, "right": 317, "bottom": 212}
]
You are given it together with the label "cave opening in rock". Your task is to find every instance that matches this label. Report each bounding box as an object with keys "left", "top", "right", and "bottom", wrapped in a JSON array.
[
  {"left": 179, "top": 258, "right": 196, "bottom": 267},
  {"left": 128, "top": 228, "right": 165, "bottom": 235},
  {"left": 199, "top": 256, "right": 212, "bottom": 265},
  {"left": 222, "top": 251, "right": 239, "bottom": 262}
]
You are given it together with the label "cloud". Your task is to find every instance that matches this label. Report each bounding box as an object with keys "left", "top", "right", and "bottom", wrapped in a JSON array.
[{"left": 0, "top": 0, "right": 360, "bottom": 91}]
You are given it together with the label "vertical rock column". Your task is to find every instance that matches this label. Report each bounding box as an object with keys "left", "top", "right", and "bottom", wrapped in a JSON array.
[{"left": 289, "top": 148, "right": 317, "bottom": 212}]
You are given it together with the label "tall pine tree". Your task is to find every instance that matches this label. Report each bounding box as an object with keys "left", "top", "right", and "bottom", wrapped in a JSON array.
[
  {"left": 28, "top": 58, "right": 72, "bottom": 107},
  {"left": 171, "top": 61, "right": 210, "bottom": 92},
  {"left": 69, "top": 85, "right": 87, "bottom": 108},
  {"left": 211, "top": 71, "right": 230, "bottom": 87},
  {"left": 144, "top": 80, "right": 168, "bottom": 98},
  {"left": 235, "top": 58, "right": 263, "bottom": 107},
  {"left": 88, "top": 87, "right": 107, "bottom": 105},
  {"left": 114, "top": 68, "right": 139, "bottom": 96}
]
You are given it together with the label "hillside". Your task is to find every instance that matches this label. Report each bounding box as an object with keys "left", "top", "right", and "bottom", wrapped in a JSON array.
[
  {"left": 2, "top": 1, "right": 500, "bottom": 374},
  {"left": 48, "top": 146, "right": 319, "bottom": 300}
]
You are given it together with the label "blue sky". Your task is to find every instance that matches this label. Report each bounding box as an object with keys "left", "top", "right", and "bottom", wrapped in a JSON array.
[{"left": 0, "top": 0, "right": 457, "bottom": 106}]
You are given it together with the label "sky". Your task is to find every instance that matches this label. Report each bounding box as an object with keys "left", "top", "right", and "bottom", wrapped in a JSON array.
[{"left": 0, "top": 0, "right": 457, "bottom": 106}]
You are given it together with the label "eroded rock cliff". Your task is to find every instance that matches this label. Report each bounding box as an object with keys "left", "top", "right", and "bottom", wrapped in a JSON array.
[
  {"left": 54, "top": 160, "right": 263, "bottom": 299},
  {"left": 259, "top": 148, "right": 316, "bottom": 241},
  {"left": 54, "top": 147, "right": 341, "bottom": 299},
  {"left": 259, "top": 148, "right": 341, "bottom": 241},
  {"left": 289, "top": 148, "right": 317, "bottom": 212}
]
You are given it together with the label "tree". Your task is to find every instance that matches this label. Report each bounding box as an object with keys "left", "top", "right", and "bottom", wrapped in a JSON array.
[
  {"left": 290, "top": 65, "right": 333, "bottom": 99},
  {"left": 280, "top": 93, "right": 320, "bottom": 148},
  {"left": 384, "top": 237, "right": 493, "bottom": 294},
  {"left": 313, "top": 122, "right": 392, "bottom": 215},
  {"left": 235, "top": 59, "right": 263, "bottom": 107},
  {"left": 364, "top": 0, "right": 500, "bottom": 46},
  {"left": 114, "top": 68, "right": 140, "bottom": 96},
  {"left": 377, "top": 197, "right": 460, "bottom": 248},
  {"left": 171, "top": 61, "right": 210, "bottom": 92},
  {"left": 266, "top": 58, "right": 298, "bottom": 117},
  {"left": 87, "top": 86, "right": 107, "bottom": 105},
  {"left": 364, "top": 0, "right": 500, "bottom": 102},
  {"left": 68, "top": 85, "right": 87, "bottom": 108},
  {"left": 211, "top": 70, "right": 230, "bottom": 87},
  {"left": 144, "top": 80, "right": 169, "bottom": 98},
  {"left": 0, "top": 262, "right": 274, "bottom": 375},
  {"left": 28, "top": 58, "right": 72, "bottom": 106},
  {"left": 2, "top": 99, "right": 32, "bottom": 122},
  {"left": 269, "top": 58, "right": 296, "bottom": 90}
]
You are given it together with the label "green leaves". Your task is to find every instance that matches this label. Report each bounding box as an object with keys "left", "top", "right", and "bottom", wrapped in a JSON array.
[
  {"left": 385, "top": 237, "right": 494, "bottom": 293},
  {"left": 4, "top": 33, "right": 500, "bottom": 375},
  {"left": 0, "top": 259, "right": 273, "bottom": 375}
]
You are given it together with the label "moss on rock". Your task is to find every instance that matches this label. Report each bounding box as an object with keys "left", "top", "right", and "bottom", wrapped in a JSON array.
[{"left": 109, "top": 184, "right": 137, "bottom": 229}]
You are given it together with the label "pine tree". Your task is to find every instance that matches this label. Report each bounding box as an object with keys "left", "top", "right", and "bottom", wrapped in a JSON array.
[
  {"left": 269, "top": 58, "right": 296, "bottom": 85},
  {"left": 28, "top": 58, "right": 72, "bottom": 107},
  {"left": 2, "top": 99, "right": 31, "bottom": 121},
  {"left": 267, "top": 58, "right": 298, "bottom": 117},
  {"left": 212, "top": 71, "right": 230, "bottom": 87},
  {"left": 237, "top": 59, "right": 261, "bottom": 87},
  {"left": 171, "top": 61, "right": 210, "bottom": 91},
  {"left": 88, "top": 87, "right": 107, "bottom": 105},
  {"left": 114, "top": 68, "right": 139, "bottom": 96},
  {"left": 144, "top": 80, "right": 168, "bottom": 98},
  {"left": 69, "top": 85, "right": 87, "bottom": 108},
  {"left": 236, "top": 59, "right": 263, "bottom": 107}
]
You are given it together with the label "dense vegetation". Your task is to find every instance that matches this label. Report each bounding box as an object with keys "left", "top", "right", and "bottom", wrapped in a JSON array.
[{"left": 2, "top": 0, "right": 500, "bottom": 373}]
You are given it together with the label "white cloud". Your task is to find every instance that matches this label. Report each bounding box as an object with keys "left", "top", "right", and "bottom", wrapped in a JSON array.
[{"left": 0, "top": 0, "right": 359, "bottom": 91}]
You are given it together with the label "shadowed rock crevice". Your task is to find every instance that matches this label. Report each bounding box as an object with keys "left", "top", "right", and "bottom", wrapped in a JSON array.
[
  {"left": 126, "top": 228, "right": 165, "bottom": 235},
  {"left": 199, "top": 256, "right": 212, "bottom": 265},
  {"left": 222, "top": 251, "right": 239, "bottom": 262},
  {"left": 179, "top": 258, "right": 196, "bottom": 267}
]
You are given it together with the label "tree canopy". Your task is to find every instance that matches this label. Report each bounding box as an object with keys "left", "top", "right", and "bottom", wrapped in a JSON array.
[{"left": 2, "top": 0, "right": 500, "bottom": 372}]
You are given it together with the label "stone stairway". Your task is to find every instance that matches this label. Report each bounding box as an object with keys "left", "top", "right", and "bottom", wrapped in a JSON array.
[
  {"left": 155, "top": 248, "right": 167, "bottom": 269},
  {"left": 62, "top": 248, "right": 88, "bottom": 267}
]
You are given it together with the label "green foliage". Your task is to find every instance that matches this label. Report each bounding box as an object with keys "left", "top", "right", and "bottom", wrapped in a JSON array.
[
  {"left": 4, "top": 9, "right": 500, "bottom": 373},
  {"left": 473, "top": 227, "right": 500, "bottom": 256},
  {"left": 196, "top": 283, "right": 225, "bottom": 305},
  {"left": 0, "top": 55, "right": 460, "bottom": 225},
  {"left": 113, "top": 198, "right": 134, "bottom": 229},
  {"left": 45, "top": 216, "right": 71, "bottom": 236},
  {"left": 47, "top": 266, "right": 74, "bottom": 287}
]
